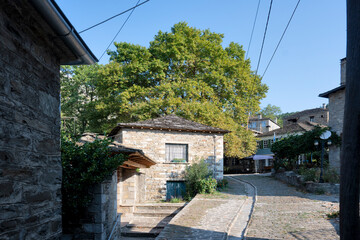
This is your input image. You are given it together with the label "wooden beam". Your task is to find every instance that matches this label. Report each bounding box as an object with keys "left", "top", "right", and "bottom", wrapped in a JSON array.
[
  {"left": 340, "top": 1, "right": 360, "bottom": 239},
  {"left": 123, "top": 160, "right": 146, "bottom": 169}
]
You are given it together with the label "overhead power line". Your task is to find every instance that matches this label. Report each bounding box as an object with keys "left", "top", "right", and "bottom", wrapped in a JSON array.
[
  {"left": 255, "top": 0, "right": 273, "bottom": 76},
  {"left": 99, "top": 0, "right": 142, "bottom": 61},
  {"left": 262, "top": 0, "right": 301, "bottom": 78},
  {"left": 79, "top": 0, "right": 150, "bottom": 34},
  {"left": 246, "top": 0, "right": 261, "bottom": 59}
]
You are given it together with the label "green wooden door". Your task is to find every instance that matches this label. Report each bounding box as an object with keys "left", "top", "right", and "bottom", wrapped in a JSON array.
[{"left": 166, "top": 181, "right": 186, "bottom": 201}]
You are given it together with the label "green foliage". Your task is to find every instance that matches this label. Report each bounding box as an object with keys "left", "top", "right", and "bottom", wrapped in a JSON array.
[
  {"left": 298, "top": 167, "right": 320, "bottom": 182},
  {"left": 327, "top": 211, "right": 339, "bottom": 219},
  {"left": 199, "top": 178, "right": 217, "bottom": 194},
  {"left": 217, "top": 179, "right": 229, "bottom": 190},
  {"left": 260, "top": 104, "right": 282, "bottom": 122},
  {"left": 184, "top": 160, "right": 213, "bottom": 198},
  {"left": 323, "top": 168, "right": 340, "bottom": 183},
  {"left": 169, "top": 197, "right": 184, "bottom": 203},
  {"left": 298, "top": 167, "right": 339, "bottom": 183},
  {"left": 61, "top": 22, "right": 268, "bottom": 158},
  {"left": 61, "top": 133, "right": 126, "bottom": 223},
  {"left": 271, "top": 126, "right": 341, "bottom": 171}
]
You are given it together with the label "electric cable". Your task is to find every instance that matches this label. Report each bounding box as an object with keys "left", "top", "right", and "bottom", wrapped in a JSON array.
[
  {"left": 99, "top": 0, "right": 142, "bottom": 61},
  {"left": 246, "top": 0, "right": 261, "bottom": 59},
  {"left": 255, "top": 0, "right": 273, "bottom": 76},
  {"left": 262, "top": 0, "right": 301, "bottom": 78},
  {"left": 79, "top": 0, "right": 149, "bottom": 34}
]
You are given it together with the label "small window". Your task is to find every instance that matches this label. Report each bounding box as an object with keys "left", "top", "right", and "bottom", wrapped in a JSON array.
[
  {"left": 321, "top": 115, "right": 324, "bottom": 118},
  {"left": 263, "top": 140, "right": 268, "bottom": 148},
  {"left": 166, "top": 144, "right": 188, "bottom": 163},
  {"left": 309, "top": 116, "right": 314, "bottom": 122}
]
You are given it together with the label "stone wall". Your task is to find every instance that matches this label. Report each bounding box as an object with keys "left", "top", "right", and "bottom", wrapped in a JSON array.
[
  {"left": 0, "top": 1, "right": 63, "bottom": 239},
  {"left": 114, "top": 128, "right": 224, "bottom": 201},
  {"left": 64, "top": 172, "right": 120, "bottom": 240},
  {"left": 328, "top": 89, "right": 345, "bottom": 172},
  {"left": 274, "top": 171, "right": 340, "bottom": 195}
]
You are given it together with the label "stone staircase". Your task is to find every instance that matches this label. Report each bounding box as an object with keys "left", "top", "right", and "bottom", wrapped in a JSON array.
[{"left": 120, "top": 203, "right": 186, "bottom": 238}]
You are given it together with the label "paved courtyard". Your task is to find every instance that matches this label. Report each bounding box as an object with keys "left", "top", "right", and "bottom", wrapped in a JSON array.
[
  {"left": 232, "top": 174, "right": 339, "bottom": 240},
  {"left": 146, "top": 174, "right": 340, "bottom": 240}
]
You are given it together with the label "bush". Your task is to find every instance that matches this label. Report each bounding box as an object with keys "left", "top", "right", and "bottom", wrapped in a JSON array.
[
  {"left": 323, "top": 168, "right": 340, "bottom": 183},
  {"left": 199, "top": 178, "right": 217, "bottom": 194},
  {"left": 298, "top": 167, "right": 339, "bottom": 183},
  {"left": 61, "top": 134, "right": 126, "bottom": 225},
  {"left": 217, "top": 179, "right": 229, "bottom": 190},
  {"left": 184, "top": 160, "right": 212, "bottom": 198}
]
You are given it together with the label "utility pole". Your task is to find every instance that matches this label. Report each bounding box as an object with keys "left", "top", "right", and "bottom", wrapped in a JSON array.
[{"left": 340, "top": 1, "right": 360, "bottom": 239}]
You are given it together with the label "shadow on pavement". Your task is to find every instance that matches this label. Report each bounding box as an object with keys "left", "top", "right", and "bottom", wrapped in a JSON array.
[
  {"left": 224, "top": 174, "right": 339, "bottom": 203},
  {"left": 157, "top": 223, "right": 250, "bottom": 240}
]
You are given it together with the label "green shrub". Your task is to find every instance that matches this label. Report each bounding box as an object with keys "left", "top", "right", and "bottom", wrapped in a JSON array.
[
  {"left": 323, "top": 168, "right": 340, "bottom": 183},
  {"left": 199, "top": 177, "right": 217, "bottom": 194},
  {"left": 184, "top": 160, "right": 212, "bottom": 198},
  {"left": 61, "top": 134, "right": 126, "bottom": 224},
  {"left": 169, "top": 197, "right": 183, "bottom": 203},
  {"left": 298, "top": 167, "right": 320, "bottom": 182},
  {"left": 217, "top": 179, "right": 229, "bottom": 190},
  {"left": 298, "top": 167, "right": 339, "bottom": 183}
]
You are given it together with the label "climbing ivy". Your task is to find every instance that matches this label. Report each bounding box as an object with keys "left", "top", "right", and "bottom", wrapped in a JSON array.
[
  {"left": 271, "top": 126, "right": 341, "bottom": 170},
  {"left": 61, "top": 133, "right": 126, "bottom": 224}
]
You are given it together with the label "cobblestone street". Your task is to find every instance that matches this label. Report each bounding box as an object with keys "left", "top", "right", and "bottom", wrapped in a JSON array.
[{"left": 232, "top": 174, "right": 339, "bottom": 240}]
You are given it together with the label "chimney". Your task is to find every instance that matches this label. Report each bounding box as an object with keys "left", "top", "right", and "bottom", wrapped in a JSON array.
[
  {"left": 341, "top": 58, "right": 346, "bottom": 85},
  {"left": 322, "top": 103, "right": 326, "bottom": 109},
  {"left": 275, "top": 117, "right": 278, "bottom": 123},
  {"left": 259, "top": 114, "right": 262, "bottom": 119}
]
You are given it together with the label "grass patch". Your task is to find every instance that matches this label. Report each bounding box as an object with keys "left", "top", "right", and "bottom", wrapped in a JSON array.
[
  {"left": 326, "top": 211, "right": 339, "bottom": 219},
  {"left": 198, "top": 191, "right": 230, "bottom": 199}
]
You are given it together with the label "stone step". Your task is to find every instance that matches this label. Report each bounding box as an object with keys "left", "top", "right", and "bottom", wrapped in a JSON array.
[
  {"left": 128, "top": 217, "right": 172, "bottom": 228},
  {"left": 121, "top": 226, "right": 162, "bottom": 238},
  {"left": 133, "top": 211, "right": 178, "bottom": 218}
]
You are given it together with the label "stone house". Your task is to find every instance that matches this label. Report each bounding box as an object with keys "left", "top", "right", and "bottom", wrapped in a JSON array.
[
  {"left": 108, "top": 114, "right": 229, "bottom": 202},
  {"left": 248, "top": 116, "right": 280, "bottom": 135},
  {"left": 319, "top": 58, "right": 346, "bottom": 172},
  {"left": 283, "top": 106, "right": 329, "bottom": 126},
  {"left": 0, "top": 1, "right": 96, "bottom": 239}
]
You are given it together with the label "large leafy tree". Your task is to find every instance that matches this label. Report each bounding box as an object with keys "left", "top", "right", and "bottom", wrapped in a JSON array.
[{"left": 61, "top": 22, "right": 268, "bottom": 157}]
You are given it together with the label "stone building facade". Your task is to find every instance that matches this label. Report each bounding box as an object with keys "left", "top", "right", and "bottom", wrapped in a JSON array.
[
  {"left": 283, "top": 107, "right": 329, "bottom": 126},
  {"left": 109, "top": 115, "right": 228, "bottom": 201},
  {"left": 0, "top": 1, "right": 96, "bottom": 239},
  {"left": 319, "top": 58, "right": 346, "bottom": 172},
  {"left": 248, "top": 116, "right": 280, "bottom": 135}
]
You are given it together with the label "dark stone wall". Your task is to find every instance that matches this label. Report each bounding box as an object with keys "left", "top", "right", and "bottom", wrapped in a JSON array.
[
  {"left": 0, "top": 1, "right": 63, "bottom": 239},
  {"left": 63, "top": 172, "right": 120, "bottom": 240}
]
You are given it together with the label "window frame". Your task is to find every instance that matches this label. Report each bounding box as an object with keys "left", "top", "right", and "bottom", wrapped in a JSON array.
[{"left": 165, "top": 143, "right": 189, "bottom": 163}]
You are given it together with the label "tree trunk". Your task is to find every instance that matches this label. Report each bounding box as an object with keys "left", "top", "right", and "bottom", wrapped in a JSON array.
[{"left": 340, "top": 1, "right": 360, "bottom": 239}]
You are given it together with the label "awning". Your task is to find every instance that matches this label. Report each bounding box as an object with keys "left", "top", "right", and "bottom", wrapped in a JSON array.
[{"left": 253, "top": 155, "right": 274, "bottom": 160}]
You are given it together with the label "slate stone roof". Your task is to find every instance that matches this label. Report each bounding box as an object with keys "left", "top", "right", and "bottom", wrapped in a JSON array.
[
  {"left": 319, "top": 85, "right": 346, "bottom": 98},
  {"left": 108, "top": 114, "right": 230, "bottom": 136},
  {"left": 257, "top": 121, "right": 325, "bottom": 137},
  {"left": 284, "top": 107, "right": 328, "bottom": 121}
]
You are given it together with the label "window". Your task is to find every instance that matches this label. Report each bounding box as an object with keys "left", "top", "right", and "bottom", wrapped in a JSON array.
[
  {"left": 263, "top": 140, "right": 268, "bottom": 148},
  {"left": 166, "top": 144, "right": 188, "bottom": 162},
  {"left": 309, "top": 116, "right": 314, "bottom": 122}
]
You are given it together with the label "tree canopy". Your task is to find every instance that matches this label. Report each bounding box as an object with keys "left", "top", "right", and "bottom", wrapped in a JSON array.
[{"left": 61, "top": 22, "right": 268, "bottom": 158}]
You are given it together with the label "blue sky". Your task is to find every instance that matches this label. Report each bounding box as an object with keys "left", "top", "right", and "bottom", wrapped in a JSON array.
[{"left": 57, "top": 0, "right": 346, "bottom": 113}]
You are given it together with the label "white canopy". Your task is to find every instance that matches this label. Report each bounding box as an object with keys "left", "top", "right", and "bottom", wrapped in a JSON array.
[{"left": 253, "top": 155, "right": 274, "bottom": 160}]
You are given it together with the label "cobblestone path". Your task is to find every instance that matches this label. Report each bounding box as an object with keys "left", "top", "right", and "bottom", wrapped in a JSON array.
[
  {"left": 156, "top": 176, "right": 248, "bottom": 240},
  {"left": 232, "top": 174, "right": 339, "bottom": 240}
]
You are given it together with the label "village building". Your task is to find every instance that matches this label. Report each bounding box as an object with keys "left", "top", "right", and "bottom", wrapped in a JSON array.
[
  {"left": 108, "top": 114, "right": 229, "bottom": 202},
  {"left": 248, "top": 116, "right": 281, "bottom": 135},
  {"left": 0, "top": 0, "right": 97, "bottom": 239},
  {"left": 283, "top": 106, "right": 329, "bottom": 126},
  {"left": 319, "top": 58, "right": 346, "bottom": 172}
]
